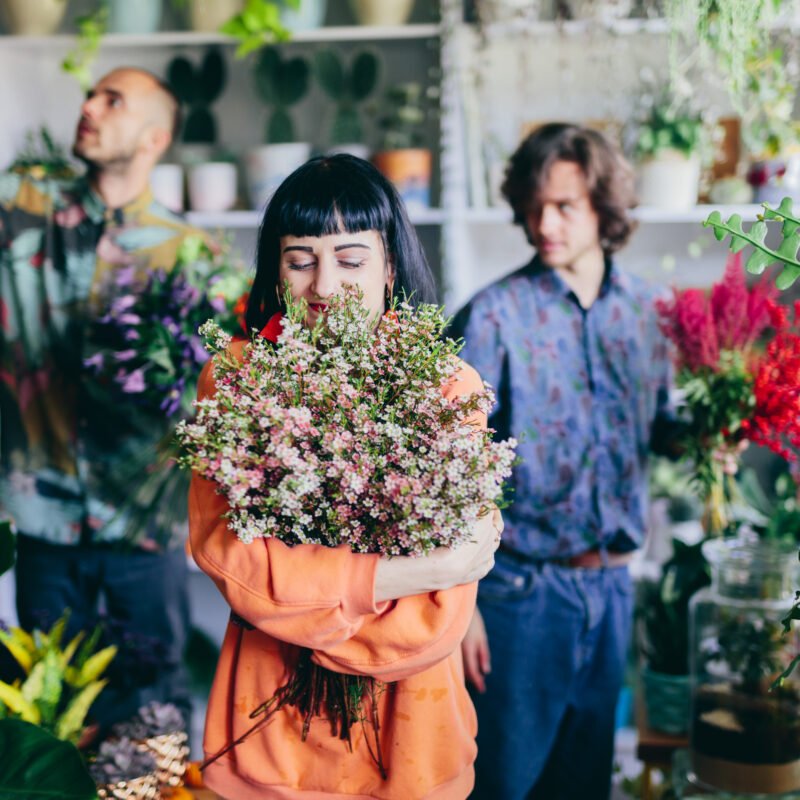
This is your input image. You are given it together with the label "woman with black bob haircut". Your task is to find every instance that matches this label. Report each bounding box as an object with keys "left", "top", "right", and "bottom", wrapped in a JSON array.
[
  {"left": 190, "top": 153, "right": 502, "bottom": 800},
  {"left": 246, "top": 153, "right": 437, "bottom": 332}
]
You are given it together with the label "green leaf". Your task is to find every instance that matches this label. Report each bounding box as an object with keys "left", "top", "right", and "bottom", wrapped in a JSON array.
[
  {"left": 746, "top": 248, "right": 773, "bottom": 275},
  {"left": 55, "top": 680, "right": 107, "bottom": 743},
  {"left": 314, "top": 50, "right": 345, "bottom": 101},
  {"left": 0, "top": 719, "right": 96, "bottom": 799},
  {"left": 276, "top": 57, "right": 310, "bottom": 106},
  {"left": 749, "top": 220, "right": 769, "bottom": 245},
  {"left": 22, "top": 650, "right": 62, "bottom": 727},
  {"left": 0, "top": 681, "right": 41, "bottom": 723},
  {"left": 0, "top": 520, "right": 15, "bottom": 576},
  {"left": 351, "top": 51, "right": 379, "bottom": 102},
  {"left": 776, "top": 265, "right": 800, "bottom": 290},
  {"left": 267, "top": 108, "right": 294, "bottom": 143},
  {"left": 776, "top": 233, "right": 800, "bottom": 262},
  {"left": 254, "top": 47, "right": 280, "bottom": 104},
  {"left": 74, "top": 645, "right": 116, "bottom": 688}
]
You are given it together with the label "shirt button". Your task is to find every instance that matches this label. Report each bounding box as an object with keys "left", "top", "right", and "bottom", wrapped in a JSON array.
[{"left": 513, "top": 576, "right": 525, "bottom": 587}]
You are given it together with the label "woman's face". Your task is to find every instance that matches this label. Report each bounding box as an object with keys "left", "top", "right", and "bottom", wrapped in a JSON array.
[{"left": 278, "top": 229, "right": 394, "bottom": 327}]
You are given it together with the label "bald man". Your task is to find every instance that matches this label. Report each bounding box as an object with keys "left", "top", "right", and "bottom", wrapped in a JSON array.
[{"left": 0, "top": 67, "right": 200, "bottom": 732}]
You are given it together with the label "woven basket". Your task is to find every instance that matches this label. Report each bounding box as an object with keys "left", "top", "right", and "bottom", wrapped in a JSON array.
[
  {"left": 97, "top": 772, "right": 160, "bottom": 799},
  {"left": 137, "top": 730, "right": 190, "bottom": 787}
]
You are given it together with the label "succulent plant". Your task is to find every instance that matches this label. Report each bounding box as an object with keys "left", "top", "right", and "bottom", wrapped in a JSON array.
[
  {"left": 376, "top": 82, "right": 430, "bottom": 151},
  {"left": 89, "top": 737, "right": 158, "bottom": 785},
  {"left": 167, "top": 48, "right": 227, "bottom": 144},
  {"left": 253, "top": 46, "right": 310, "bottom": 143},
  {"left": 0, "top": 613, "right": 116, "bottom": 745},
  {"left": 111, "top": 701, "right": 185, "bottom": 740},
  {"left": 313, "top": 49, "right": 380, "bottom": 146}
]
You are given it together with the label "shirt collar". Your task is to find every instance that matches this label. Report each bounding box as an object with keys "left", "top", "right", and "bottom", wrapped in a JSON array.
[
  {"left": 75, "top": 176, "right": 155, "bottom": 227},
  {"left": 528, "top": 254, "right": 631, "bottom": 307}
]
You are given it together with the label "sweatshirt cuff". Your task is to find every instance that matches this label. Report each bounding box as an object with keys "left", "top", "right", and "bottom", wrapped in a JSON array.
[{"left": 340, "top": 549, "right": 389, "bottom": 619}]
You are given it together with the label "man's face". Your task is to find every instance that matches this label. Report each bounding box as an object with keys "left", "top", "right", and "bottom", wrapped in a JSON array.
[
  {"left": 73, "top": 70, "right": 163, "bottom": 169},
  {"left": 524, "top": 160, "right": 602, "bottom": 271}
]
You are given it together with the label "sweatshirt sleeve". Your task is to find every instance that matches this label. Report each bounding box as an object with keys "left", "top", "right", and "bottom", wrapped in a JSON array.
[
  {"left": 189, "top": 356, "right": 388, "bottom": 651},
  {"left": 189, "top": 355, "right": 489, "bottom": 679}
]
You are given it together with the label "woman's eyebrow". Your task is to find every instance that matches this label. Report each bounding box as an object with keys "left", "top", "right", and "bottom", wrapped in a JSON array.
[
  {"left": 334, "top": 243, "right": 371, "bottom": 252},
  {"left": 283, "top": 245, "right": 314, "bottom": 253}
]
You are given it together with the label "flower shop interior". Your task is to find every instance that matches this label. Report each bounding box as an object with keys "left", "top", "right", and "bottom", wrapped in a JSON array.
[{"left": 2, "top": 1, "right": 800, "bottom": 799}]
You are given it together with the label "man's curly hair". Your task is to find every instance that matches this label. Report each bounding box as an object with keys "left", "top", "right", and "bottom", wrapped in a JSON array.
[{"left": 501, "top": 123, "right": 637, "bottom": 254}]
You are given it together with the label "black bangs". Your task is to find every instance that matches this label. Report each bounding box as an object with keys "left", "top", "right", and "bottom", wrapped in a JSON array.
[{"left": 274, "top": 157, "right": 394, "bottom": 239}]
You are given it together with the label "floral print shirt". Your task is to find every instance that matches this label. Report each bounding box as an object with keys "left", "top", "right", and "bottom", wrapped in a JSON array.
[
  {"left": 0, "top": 174, "right": 200, "bottom": 545},
  {"left": 451, "top": 256, "right": 675, "bottom": 560}
]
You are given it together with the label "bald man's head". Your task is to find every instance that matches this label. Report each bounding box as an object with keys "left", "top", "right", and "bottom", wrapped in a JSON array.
[{"left": 73, "top": 67, "right": 182, "bottom": 172}]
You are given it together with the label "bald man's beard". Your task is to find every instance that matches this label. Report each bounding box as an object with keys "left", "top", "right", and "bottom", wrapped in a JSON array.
[{"left": 72, "top": 141, "right": 139, "bottom": 174}]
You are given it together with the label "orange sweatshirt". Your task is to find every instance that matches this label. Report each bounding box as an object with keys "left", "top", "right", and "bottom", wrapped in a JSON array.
[{"left": 189, "top": 345, "right": 487, "bottom": 800}]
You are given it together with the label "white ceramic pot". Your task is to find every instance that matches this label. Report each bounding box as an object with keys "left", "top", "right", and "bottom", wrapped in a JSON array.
[
  {"left": 108, "top": 0, "right": 163, "bottom": 33},
  {"left": 282, "top": 0, "right": 327, "bottom": 31},
  {"left": 188, "top": 162, "right": 238, "bottom": 212},
  {"left": 188, "top": 0, "right": 243, "bottom": 32},
  {"left": 246, "top": 143, "right": 312, "bottom": 210},
  {"left": 349, "top": 0, "right": 415, "bottom": 26},
  {"left": 637, "top": 150, "right": 700, "bottom": 211},
  {"left": 150, "top": 163, "right": 184, "bottom": 213},
  {"left": 0, "top": 0, "right": 67, "bottom": 35}
]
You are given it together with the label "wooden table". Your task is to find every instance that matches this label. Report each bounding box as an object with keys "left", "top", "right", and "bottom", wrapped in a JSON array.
[{"left": 636, "top": 701, "right": 689, "bottom": 800}]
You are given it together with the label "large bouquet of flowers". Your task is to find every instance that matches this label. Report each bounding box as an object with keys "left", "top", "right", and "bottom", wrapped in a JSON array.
[
  {"left": 83, "top": 236, "right": 251, "bottom": 544},
  {"left": 657, "top": 253, "right": 800, "bottom": 533},
  {"left": 177, "top": 287, "right": 516, "bottom": 775}
]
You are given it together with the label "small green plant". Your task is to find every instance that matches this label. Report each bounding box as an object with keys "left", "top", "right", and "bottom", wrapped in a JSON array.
[
  {"left": 7, "top": 127, "right": 76, "bottom": 180},
  {"left": 61, "top": 5, "right": 108, "bottom": 90},
  {"left": 253, "top": 47, "right": 310, "bottom": 143},
  {"left": 0, "top": 613, "right": 116, "bottom": 745},
  {"left": 704, "top": 197, "right": 800, "bottom": 289},
  {"left": 220, "top": 0, "right": 294, "bottom": 58},
  {"left": 314, "top": 49, "right": 379, "bottom": 146},
  {"left": 377, "top": 82, "right": 429, "bottom": 151},
  {"left": 635, "top": 99, "right": 707, "bottom": 161},
  {"left": 638, "top": 539, "right": 711, "bottom": 675},
  {"left": 167, "top": 48, "right": 227, "bottom": 143}
]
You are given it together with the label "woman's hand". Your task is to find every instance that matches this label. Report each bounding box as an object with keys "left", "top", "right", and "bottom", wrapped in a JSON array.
[
  {"left": 374, "top": 508, "right": 502, "bottom": 603},
  {"left": 462, "top": 607, "right": 490, "bottom": 693}
]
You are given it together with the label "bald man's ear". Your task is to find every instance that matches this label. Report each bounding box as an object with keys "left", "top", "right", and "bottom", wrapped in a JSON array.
[{"left": 145, "top": 126, "right": 172, "bottom": 159}]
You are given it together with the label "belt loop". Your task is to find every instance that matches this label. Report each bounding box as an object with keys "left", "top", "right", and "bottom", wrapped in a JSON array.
[{"left": 599, "top": 543, "right": 609, "bottom": 569}]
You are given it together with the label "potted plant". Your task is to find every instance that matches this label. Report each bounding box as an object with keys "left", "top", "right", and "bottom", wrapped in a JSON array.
[
  {"left": 281, "top": 0, "right": 328, "bottom": 31},
  {"left": 638, "top": 539, "right": 711, "bottom": 735},
  {"left": 111, "top": 702, "right": 189, "bottom": 788},
  {"left": 348, "top": 0, "right": 415, "bottom": 26},
  {"left": 184, "top": 0, "right": 244, "bottom": 32},
  {"left": 313, "top": 48, "right": 379, "bottom": 157},
  {"left": 7, "top": 126, "right": 77, "bottom": 180},
  {"left": 219, "top": 0, "right": 291, "bottom": 57},
  {"left": 690, "top": 536, "right": 800, "bottom": 794},
  {"left": 372, "top": 81, "right": 433, "bottom": 212},
  {"left": 0, "top": 0, "right": 67, "bottom": 35},
  {"left": 90, "top": 737, "right": 160, "bottom": 799},
  {"left": 246, "top": 46, "right": 311, "bottom": 210},
  {"left": 634, "top": 97, "right": 707, "bottom": 210}
]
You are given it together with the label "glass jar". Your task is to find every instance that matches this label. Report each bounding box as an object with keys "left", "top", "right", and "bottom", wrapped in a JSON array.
[{"left": 689, "top": 535, "right": 800, "bottom": 795}]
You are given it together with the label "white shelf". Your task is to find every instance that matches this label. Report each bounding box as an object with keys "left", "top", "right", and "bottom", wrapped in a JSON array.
[
  {"left": 452, "top": 204, "right": 766, "bottom": 225},
  {"left": 186, "top": 207, "right": 448, "bottom": 229},
  {"left": 0, "top": 24, "right": 441, "bottom": 49},
  {"left": 465, "top": 17, "right": 669, "bottom": 39}
]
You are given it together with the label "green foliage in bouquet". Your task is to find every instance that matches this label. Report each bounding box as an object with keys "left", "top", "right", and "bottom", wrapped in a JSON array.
[
  {"left": 704, "top": 198, "right": 800, "bottom": 290},
  {"left": 0, "top": 613, "right": 116, "bottom": 744}
]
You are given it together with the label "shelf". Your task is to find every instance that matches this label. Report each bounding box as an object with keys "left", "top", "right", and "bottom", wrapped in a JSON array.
[
  {"left": 463, "top": 17, "right": 670, "bottom": 39},
  {"left": 454, "top": 204, "right": 766, "bottom": 225},
  {"left": 0, "top": 24, "right": 441, "bottom": 49},
  {"left": 186, "top": 207, "right": 448, "bottom": 229}
]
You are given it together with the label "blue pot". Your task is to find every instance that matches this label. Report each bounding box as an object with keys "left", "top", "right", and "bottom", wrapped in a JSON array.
[{"left": 108, "top": 0, "right": 163, "bottom": 34}]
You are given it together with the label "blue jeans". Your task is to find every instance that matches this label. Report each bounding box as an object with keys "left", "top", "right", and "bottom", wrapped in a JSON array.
[
  {"left": 470, "top": 551, "right": 633, "bottom": 800},
  {"left": 14, "top": 534, "right": 192, "bottom": 734}
]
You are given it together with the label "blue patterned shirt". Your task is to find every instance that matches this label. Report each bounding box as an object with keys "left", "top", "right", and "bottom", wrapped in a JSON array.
[{"left": 451, "top": 256, "right": 674, "bottom": 560}]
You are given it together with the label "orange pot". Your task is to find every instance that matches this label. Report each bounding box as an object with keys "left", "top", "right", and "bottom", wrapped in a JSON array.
[{"left": 371, "top": 149, "right": 432, "bottom": 212}]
